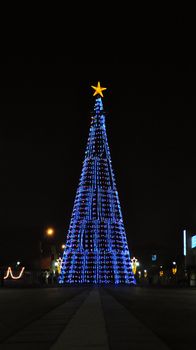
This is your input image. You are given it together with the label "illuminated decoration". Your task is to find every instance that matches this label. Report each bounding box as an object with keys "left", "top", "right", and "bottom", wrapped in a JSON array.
[
  {"left": 172, "top": 267, "right": 177, "bottom": 275},
  {"left": 151, "top": 254, "right": 157, "bottom": 261},
  {"left": 131, "top": 257, "right": 138, "bottom": 275},
  {"left": 138, "top": 271, "right": 141, "bottom": 278},
  {"left": 172, "top": 261, "right": 177, "bottom": 275},
  {"left": 144, "top": 269, "right": 147, "bottom": 278},
  {"left": 59, "top": 87, "right": 135, "bottom": 285},
  {"left": 191, "top": 235, "right": 196, "bottom": 249},
  {"left": 3, "top": 267, "right": 25, "bottom": 280},
  {"left": 56, "top": 257, "right": 62, "bottom": 274},
  {"left": 159, "top": 270, "right": 164, "bottom": 277},
  {"left": 91, "top": 81, "right": 107, "bottom": 97},
  {"left": 183, "top": 229, "right": 187, "bottom": 256},
  {"left": 3, "top": 268, "right": 10, "bottom": 280},
  {"left": 159, "top": 265, "right": 164, "bottom": 277}
]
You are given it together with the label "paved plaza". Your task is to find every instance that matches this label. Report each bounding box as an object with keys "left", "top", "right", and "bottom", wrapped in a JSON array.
[{"left": 0, "top": 286, "right": 195, "bottom": 349}]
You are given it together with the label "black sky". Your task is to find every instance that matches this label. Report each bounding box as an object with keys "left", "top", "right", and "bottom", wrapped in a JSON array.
[{"left": 0, "top": 56, "right": 196, "bottom": 265}]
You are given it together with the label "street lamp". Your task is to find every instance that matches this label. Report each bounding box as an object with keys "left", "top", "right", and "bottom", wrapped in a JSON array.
[{"left": 46, "top": 227, "right": 54, "bottom": 237}]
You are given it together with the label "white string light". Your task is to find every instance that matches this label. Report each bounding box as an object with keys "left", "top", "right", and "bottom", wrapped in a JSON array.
[{"left": 3, "top": 267, "right": 25, "bottom": 280}]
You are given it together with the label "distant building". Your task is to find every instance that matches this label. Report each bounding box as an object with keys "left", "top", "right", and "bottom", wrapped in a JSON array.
[
  {"left": 183, "top": 229, "right": 196, "bottom": 267},
  {"left": 183, "top": 229, "right": 196, "bottom": 286}
]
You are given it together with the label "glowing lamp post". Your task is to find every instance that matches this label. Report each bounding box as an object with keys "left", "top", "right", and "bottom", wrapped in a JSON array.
[
  {"left": 40, "top": 227, "right": 56, "bottom": 271},
  {"left": 46, "top": 228, "right": 54, "bottom": 237}
]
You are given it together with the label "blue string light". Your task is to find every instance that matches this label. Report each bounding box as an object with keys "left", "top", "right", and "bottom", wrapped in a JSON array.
[{"left": 59, "top": 97, "right": 136, "bottom": 285}]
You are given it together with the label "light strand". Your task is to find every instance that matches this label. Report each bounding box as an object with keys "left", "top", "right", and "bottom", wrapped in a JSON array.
[
  {"left": 59, "top": 97, "right": 136, "bottom": 285},
  {"left": 3, "top": 267, "right": 25, "bottom": 280}
]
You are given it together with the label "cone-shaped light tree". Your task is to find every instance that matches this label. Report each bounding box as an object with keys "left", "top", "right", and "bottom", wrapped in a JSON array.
[{"left": 59, "top": 83, "right": 136, "bottom": 284}]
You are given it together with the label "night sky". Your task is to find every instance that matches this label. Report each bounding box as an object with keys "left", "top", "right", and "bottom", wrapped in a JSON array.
[{"left": 0, "top": 57, "right": 196, "bottom": 266}]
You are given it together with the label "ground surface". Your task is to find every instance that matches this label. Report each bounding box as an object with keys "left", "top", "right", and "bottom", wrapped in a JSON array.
[{"left": 0, "top": 286, "right": 195, "bottom": 349}]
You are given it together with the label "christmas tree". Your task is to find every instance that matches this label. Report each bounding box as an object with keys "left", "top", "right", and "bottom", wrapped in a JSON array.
[{"left": 59, "top": 82, "right": 136, "bottom": 284}]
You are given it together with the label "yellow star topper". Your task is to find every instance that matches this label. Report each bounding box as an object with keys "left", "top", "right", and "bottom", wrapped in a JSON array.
[{"left": 91, "top": 81, "right": 107, "bottom": 97}]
